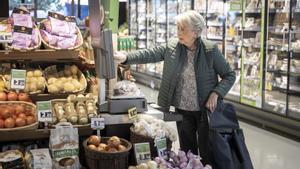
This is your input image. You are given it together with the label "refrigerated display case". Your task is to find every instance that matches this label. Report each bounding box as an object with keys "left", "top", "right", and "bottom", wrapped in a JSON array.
[
  {"left": 240, "top": 0, "right": 264, "bottom": 107},
  {"left": 128, "top": 0, "right": 192, "bottom": 79},
  {"left": 263, "top": 0, "right": 290, "bottom": 115},
  {"left": 225, "top": 0, "right": 243, "bottom": 102},
  {"left": 288, "top": 0, "right": 300, "bottom": 120},
  {"left": 195, "top": 0, "right": 226, "bottom": 52}
]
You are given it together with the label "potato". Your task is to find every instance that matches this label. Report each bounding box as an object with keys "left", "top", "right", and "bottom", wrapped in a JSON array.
[
  {"left": 70, "top": 65, "right": 78, "bottom": 75},
  {"left": 29, "top": 83, "right": 37, "bottom": 92},
  {"left": 60, "top": 77, "right": 67, "bottom": 82},
  {"left": 47, "top": 77, "right": 57, "bottom": 84},
  {"left": 87, "top": 135, "right": 101, "bottom": 146},
  {"left": 64, "top": 82, "right": 75, "bottom": 92},
  {"left": 27, "top": 71, "right": 34, "bottom": 77},
  {"left": 37, "top": 77, "right": 45, "bottom": 83},
  {"left": 36, "top": 82, "right": 44, "bottom": 90},
  {"left": 118, "top": 145, "right": 127, "bottom": 151},
  {"left": 33, "top": 70, "right": 43, "bottom": 77},
  {"left": 107, "top": 136, "right": 121, "bottom": 147},
  {"left": 48, "top": 84, "right": 59, "bottom": 93}
]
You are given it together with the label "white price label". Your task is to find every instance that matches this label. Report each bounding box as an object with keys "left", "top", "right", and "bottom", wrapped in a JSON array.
[
  {"left": 91, "top": 118, "right": 105, "bottom": 129},
  {"left": 134, "top": 142, "right": 151, "bottom": 164},
  {"left": 155, "top": 138, "right": 167, "bottom": 159},
  {"left": 10, "top": 69, "right": 26, "bottom": 90},
  {"left": 37, "top": 101, "right": 52, "bottom": 122},
  {"left": 128, "top": 107, "right": 137, "bottom": 119}
]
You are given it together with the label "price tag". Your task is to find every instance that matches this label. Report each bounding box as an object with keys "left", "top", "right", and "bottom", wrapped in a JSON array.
[
  {"left": 91, "top": 117, "right": 105, "bottom": 130},
  {"left": 128, "top": 107, "right": 137, "bottom": 120},
  {"left": 10, "top": 69, "right": 26, "bottom": 90},
  {"left": 155, "top": 138, "right": 167, "bottom": 159},
  {"left": 134, "top": 142, "right": 151, "bottom": 164},
  {"left": 37, "top": 101, "right": 52, "bottom": 122}
]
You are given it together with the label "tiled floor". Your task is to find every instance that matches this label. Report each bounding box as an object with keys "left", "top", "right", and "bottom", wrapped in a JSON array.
[{"left": 137, "top": 83, "right": 300, "bottom": 169}]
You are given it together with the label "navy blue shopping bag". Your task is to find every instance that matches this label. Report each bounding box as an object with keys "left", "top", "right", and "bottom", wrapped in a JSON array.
[{"left": 208, "top": 103, "right": 253, "bottom": 169}]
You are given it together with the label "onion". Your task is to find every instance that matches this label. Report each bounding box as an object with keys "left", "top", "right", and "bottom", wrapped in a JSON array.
[
  {"left": 26, "top": 116, "right": 36, "bottom": 125},
  {"left": 4, "top": 118, "right": 15, "bottom": 128},
  {"left": 0, "top": 119, "right": 4, "bottom": 128},
  {"left": 87, "top": 135, "right": 101, "bottom": 146},
  {"left": 1, "top": 108, "right": 12, "bottom": 119},
  {"left": 7, "top": 92, "right": 18, "bottom": 101},
  {"left": 18, "top": 93, "right": 29, "bottom": 101},
  {"left": 107, "top": 136, "right": 121, "bottom": 147},
  {"left": 15, "top": 117, "right": 26, "bottom": 127},
  {"left": 0, "top": 92, "right": 7, "bottom": 101},
  {"left": 18, "top": 113, "right": 26, "bottom": 119},
  {"left": 15, "top": 104, "right": 25, "bottom": 115},
  {"left": 88, "top": 144, "right": 97, "bottom": 150}
]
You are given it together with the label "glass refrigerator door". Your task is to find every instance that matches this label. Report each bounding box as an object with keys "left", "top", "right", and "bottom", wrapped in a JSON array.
[
  {"left": 240, "top": 0, "right": 264, "bottom": 107},
  {"left": 129, "top": 0, "right": 138, "bottom": 72},
  {"left": 263, "top": 0, "right": 290, "bottom": 115},
  {"left": 206, "top": 0, "right": 225, "bottom": 53},
  {"left": 151, "top": 0, "right": 167, "bottom": 77},
  {"left": 178, "top": 0, "right": 192, "bottom": 13},
  {"left": 225, "top": 1, "right": 243, "bottom": 102},
  {"left": 289, "top": 1, "right": 300, "bottom": 120},
  {"left": 136, "top": 0, "right": 147, "bottom": 73},
  {"left": 194, "top": 0, "right": 207, "bottom": 13}
]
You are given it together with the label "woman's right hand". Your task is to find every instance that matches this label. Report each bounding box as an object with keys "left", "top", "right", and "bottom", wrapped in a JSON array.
[{"left": 114, "top": 51, "right": 127, "bottom": 63}]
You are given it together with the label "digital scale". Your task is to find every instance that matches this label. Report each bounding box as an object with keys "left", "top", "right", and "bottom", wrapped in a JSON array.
[{"left": 99, "top": 95, "right": 148, "bottom": 114}]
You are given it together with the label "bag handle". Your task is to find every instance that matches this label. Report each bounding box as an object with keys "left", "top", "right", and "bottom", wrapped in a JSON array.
[{"left": 55, "top": 122, "right": 74, "bottom": 128}]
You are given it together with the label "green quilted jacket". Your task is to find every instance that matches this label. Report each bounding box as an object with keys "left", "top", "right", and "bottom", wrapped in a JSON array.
[{"left": 125, "top": 37, "right": 236, "bottom": 108}]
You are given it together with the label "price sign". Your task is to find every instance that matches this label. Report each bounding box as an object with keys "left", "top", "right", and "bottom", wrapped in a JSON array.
[
  {"left": 155, "top": 138, "right": 167, "bottom": 159},
  {"left": 37, "top": 101, "right": 52, "bottom": 122},
  {"left": 91, "top": 117, "right": 105, "bottom": 130},
  {"left": 134, "top": 142, "right": 151, "bottom": 164},
  {"left": 128, "top": 107, "right": 137, "bottom": 120},
  {"left": 11, "top": 69, "right": 26, "bottom": 90}
]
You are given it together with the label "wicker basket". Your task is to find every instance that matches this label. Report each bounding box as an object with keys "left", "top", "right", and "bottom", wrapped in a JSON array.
[
  {"left": 39, "top": 19, "right": 83, "bottom": 50},
  {"left": 130, "top": 127, "right": 172, "bottom": 159},
  {"left": 44, "top": 65, "right": 87, "bottom": 94},
  {"left": 0, "top": 101, "right": 38, "bottom": 131},
  {"left": 0, "top": 19, "right": 42, "bottom": 51},
  {"left": 83, "top": 137, "right": 132, "bottom": 169},
  {"left": 23, "top": 68, "right": 46, "bottom": 95}
]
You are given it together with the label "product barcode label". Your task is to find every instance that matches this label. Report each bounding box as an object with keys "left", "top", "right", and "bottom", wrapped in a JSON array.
[
  {"left": 91, "top": 117, "right": 105, "bottom": 129},
  {"left": 37, "top": 101, "right": 52, "bottom": 122},
  {"left": 134, "top": 142, "right": 151, "bottom": 164},
  {"left": 128, "top": 107, "right": 137, "bottom": 119},
  {"left": 10, "top": 69, "right": 26, "bottom": 90}
]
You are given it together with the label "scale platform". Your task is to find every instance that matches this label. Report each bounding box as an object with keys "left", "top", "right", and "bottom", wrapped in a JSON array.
[{"left": 99, "top": 95, "right": 147, "bottom": 114}]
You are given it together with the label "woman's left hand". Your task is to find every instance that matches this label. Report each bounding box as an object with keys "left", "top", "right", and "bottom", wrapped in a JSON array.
[{"left": 205, "top": 92, "right": 219, "bottom": 113}]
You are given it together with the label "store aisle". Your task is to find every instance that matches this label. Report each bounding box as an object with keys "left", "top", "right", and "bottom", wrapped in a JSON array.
[{"left": 137, "top": 83, "right": 300, "bottom": 169}]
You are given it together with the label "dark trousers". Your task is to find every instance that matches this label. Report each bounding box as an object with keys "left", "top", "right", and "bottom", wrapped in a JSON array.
[{"left": 176, "top": 108, "right": 210, "bottom": 165}]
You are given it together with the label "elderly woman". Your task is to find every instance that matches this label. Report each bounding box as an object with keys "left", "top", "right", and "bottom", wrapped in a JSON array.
[{"left": 115, "top": 10, "right": 236, "bottom": 164}]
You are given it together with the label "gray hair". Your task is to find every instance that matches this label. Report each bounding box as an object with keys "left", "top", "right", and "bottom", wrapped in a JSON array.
[{"left": 176, "top": 10, "right": 206, "bottom": 37}]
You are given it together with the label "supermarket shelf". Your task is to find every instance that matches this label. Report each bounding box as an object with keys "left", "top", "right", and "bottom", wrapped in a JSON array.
[
  {"left": 239, "top": 27, "right": 261, "bottom": 32},
  {"left": 0, "top": 49, "right": 81, "bottom": 62},
  {"left": 292, "top": 48, "right": 300, "bottom": 53},
  {"left": 269, "top": 8, "right": 290, "bottom": 13},
  {"left": 207, "top": 23, "right": 223, "bottom": 27},
  {"left": 30, "top": 93, "right": 70, "bottom": 102},
  {"left": 207, "top": 36, "right": 223, "bottom": 41},
  {"left": 272, "top": 86, "right": 300, "bottom": 96},
  {"left": 268, "top": 45, "right": 288, "bottom": 52},
  {"left": 245, "top": 9, "right": 262, "bottom": 13},
  {"left": 0, "top": 126, "right": 93, "bottom": 142}
]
